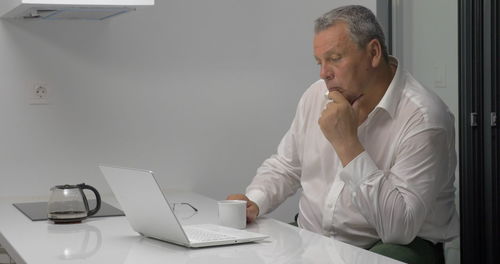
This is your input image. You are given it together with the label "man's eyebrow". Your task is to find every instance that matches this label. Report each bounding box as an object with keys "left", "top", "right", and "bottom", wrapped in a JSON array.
[{"left": 323, "top": 48, "right": 339, "bottom": 57}]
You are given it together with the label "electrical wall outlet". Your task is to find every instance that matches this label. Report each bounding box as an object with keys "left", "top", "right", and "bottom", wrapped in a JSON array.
[{"left": 30, "top": 83, "right": 49, "bottom": 105}]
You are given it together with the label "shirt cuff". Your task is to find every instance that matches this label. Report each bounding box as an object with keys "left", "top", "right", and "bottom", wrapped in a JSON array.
[
  {"left": 339, "top": 151, "right": 379, "bottom": 191},
  {"left": 246, "top": 189, "right": 269, "bottom": 216}
]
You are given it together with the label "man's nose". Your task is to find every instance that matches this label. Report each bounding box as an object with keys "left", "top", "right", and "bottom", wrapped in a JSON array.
[{"left": 320, "top": 65, "right": 334, "bottom": 80}]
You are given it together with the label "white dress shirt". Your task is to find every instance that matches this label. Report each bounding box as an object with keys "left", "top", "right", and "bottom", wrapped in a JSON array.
[{"left": 246, "top": 57, "right": 459, "bottom": 248}]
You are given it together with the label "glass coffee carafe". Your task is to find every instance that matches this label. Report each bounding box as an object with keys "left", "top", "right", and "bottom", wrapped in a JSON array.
[{"left": 47, "top": 183, "right": 101, "bottom": 224}]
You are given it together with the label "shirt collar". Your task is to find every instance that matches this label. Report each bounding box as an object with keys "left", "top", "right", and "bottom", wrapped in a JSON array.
[{"left": 373, "top": 56, "right": 404, "bottom": 119}]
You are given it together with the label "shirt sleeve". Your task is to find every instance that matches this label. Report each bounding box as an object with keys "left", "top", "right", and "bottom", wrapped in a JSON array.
[
  {"left": 245, "top": 98, "right": 304, "bottom": 216},
  {"left": 339, "top": 124, "right": 450, "bottom": 244}
]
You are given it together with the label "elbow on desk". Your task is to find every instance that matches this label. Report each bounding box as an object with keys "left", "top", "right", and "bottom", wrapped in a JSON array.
[
  {"left": 378, "top": 215, "right": 421, "bottom": 245},
  {"left": 376, "top": 190, "right": 428, "bottom": 245},
  {"left": 380, "top": 233, "right": 416, "bottom": 245}
]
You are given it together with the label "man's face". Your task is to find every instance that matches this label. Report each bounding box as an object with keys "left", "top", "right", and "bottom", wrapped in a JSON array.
[{"left": 313, "top": 22, "right": 373, "bottom": 106}]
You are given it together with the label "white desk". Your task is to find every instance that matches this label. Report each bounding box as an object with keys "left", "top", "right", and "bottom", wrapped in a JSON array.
[{"left": 0, "top": 192, "right": 404, "bottom": 264}]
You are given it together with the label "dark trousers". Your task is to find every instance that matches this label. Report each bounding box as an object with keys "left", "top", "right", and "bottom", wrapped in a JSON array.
[{"left": 369, "top": 237, "right": 445, "bottom": 264}]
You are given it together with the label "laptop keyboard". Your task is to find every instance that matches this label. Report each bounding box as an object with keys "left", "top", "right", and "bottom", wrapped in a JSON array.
[{"left": 184, "top": 226, "right": 237, "bottom": 242}]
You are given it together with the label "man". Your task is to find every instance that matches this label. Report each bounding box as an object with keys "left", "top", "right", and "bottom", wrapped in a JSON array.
[{"left": 228, "top": 5, "right": 458, "bottom": 264}]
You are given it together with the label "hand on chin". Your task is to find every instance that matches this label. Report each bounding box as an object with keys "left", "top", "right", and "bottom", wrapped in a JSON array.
[{"left": 319, "top": 91, "right": 365, "bottom": 166}]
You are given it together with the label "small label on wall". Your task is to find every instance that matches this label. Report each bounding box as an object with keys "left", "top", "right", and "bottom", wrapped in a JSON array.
[{"left": 434, "top": 64, "right": 447, "bottom": 88}]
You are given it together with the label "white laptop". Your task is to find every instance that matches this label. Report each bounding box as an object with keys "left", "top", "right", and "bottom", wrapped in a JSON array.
[{"left": 99, "top": 165, "right": 269, "bottom": 248}]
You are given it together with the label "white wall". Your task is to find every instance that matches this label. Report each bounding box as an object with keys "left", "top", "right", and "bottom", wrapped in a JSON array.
[{"left": 0, "top": 0, "right": 376, "bottom": 222}]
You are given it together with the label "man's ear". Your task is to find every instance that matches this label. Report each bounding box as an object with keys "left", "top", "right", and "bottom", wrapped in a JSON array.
[{"left": 367, "top": 39, "right": 383, "bottom": 68}]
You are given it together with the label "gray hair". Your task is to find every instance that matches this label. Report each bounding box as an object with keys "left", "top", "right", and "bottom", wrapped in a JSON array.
[{"left": 314, "top": 5, "right": 389, "bottom": 61}]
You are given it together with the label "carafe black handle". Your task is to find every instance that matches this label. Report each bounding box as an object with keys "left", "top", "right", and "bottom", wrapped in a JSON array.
[{"left": 78, "top": 183, "right": 101, "bottom": 217}]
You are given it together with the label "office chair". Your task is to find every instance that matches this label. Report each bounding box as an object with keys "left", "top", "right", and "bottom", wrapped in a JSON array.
[
  {"left": 0, "top": 244, "right": 15, "bottom": 264},
  {"left": 289, "top": 213, "right": 299, "bottom": 227}
]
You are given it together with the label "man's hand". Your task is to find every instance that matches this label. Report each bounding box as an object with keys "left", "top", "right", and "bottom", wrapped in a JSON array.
[
  {"left": 226, "top": 194, "right": 260, "bottom": 223},
  {"left": 319, "top": 91, "right": 364, "bottom": 166}
]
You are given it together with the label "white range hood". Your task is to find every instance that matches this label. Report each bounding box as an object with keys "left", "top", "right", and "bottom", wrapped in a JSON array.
[{"left": 0, "top": 0, "right": 154, "bottom": 20}]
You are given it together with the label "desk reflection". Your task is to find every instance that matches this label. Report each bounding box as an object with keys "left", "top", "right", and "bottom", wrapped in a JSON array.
[
  {"left": 248, "top": 219, "right": 347, "bottom": 264},
  {"left": 125, "top": 237, "right": 265, "bottom": 264},
  {"left": 47, "top": 223, "right": 102, "bottom": 260},
  {"left": 246, "top": 218, "right": 400, "bottom": 264}
]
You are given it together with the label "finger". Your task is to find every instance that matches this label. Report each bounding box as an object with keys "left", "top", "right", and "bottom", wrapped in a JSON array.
[
  {"left": 246, "top": 215, "right": 255, "bottom": 223},
  {"left": 246, "top": 204, "right": 259, "bottom": 223},
  {"left": 328, "top": 91, "right": 349, "bottom": 104},
  {"left": 226, "top": 194, "right": 248, "bottom": 201},
  {"left": 324, "top": 90, "right": 332, "bottom": 100}
]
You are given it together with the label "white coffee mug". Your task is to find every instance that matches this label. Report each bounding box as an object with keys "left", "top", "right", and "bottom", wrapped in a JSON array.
[{"left": 218, "top": 200, "right": 247, "bottom": 229}]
